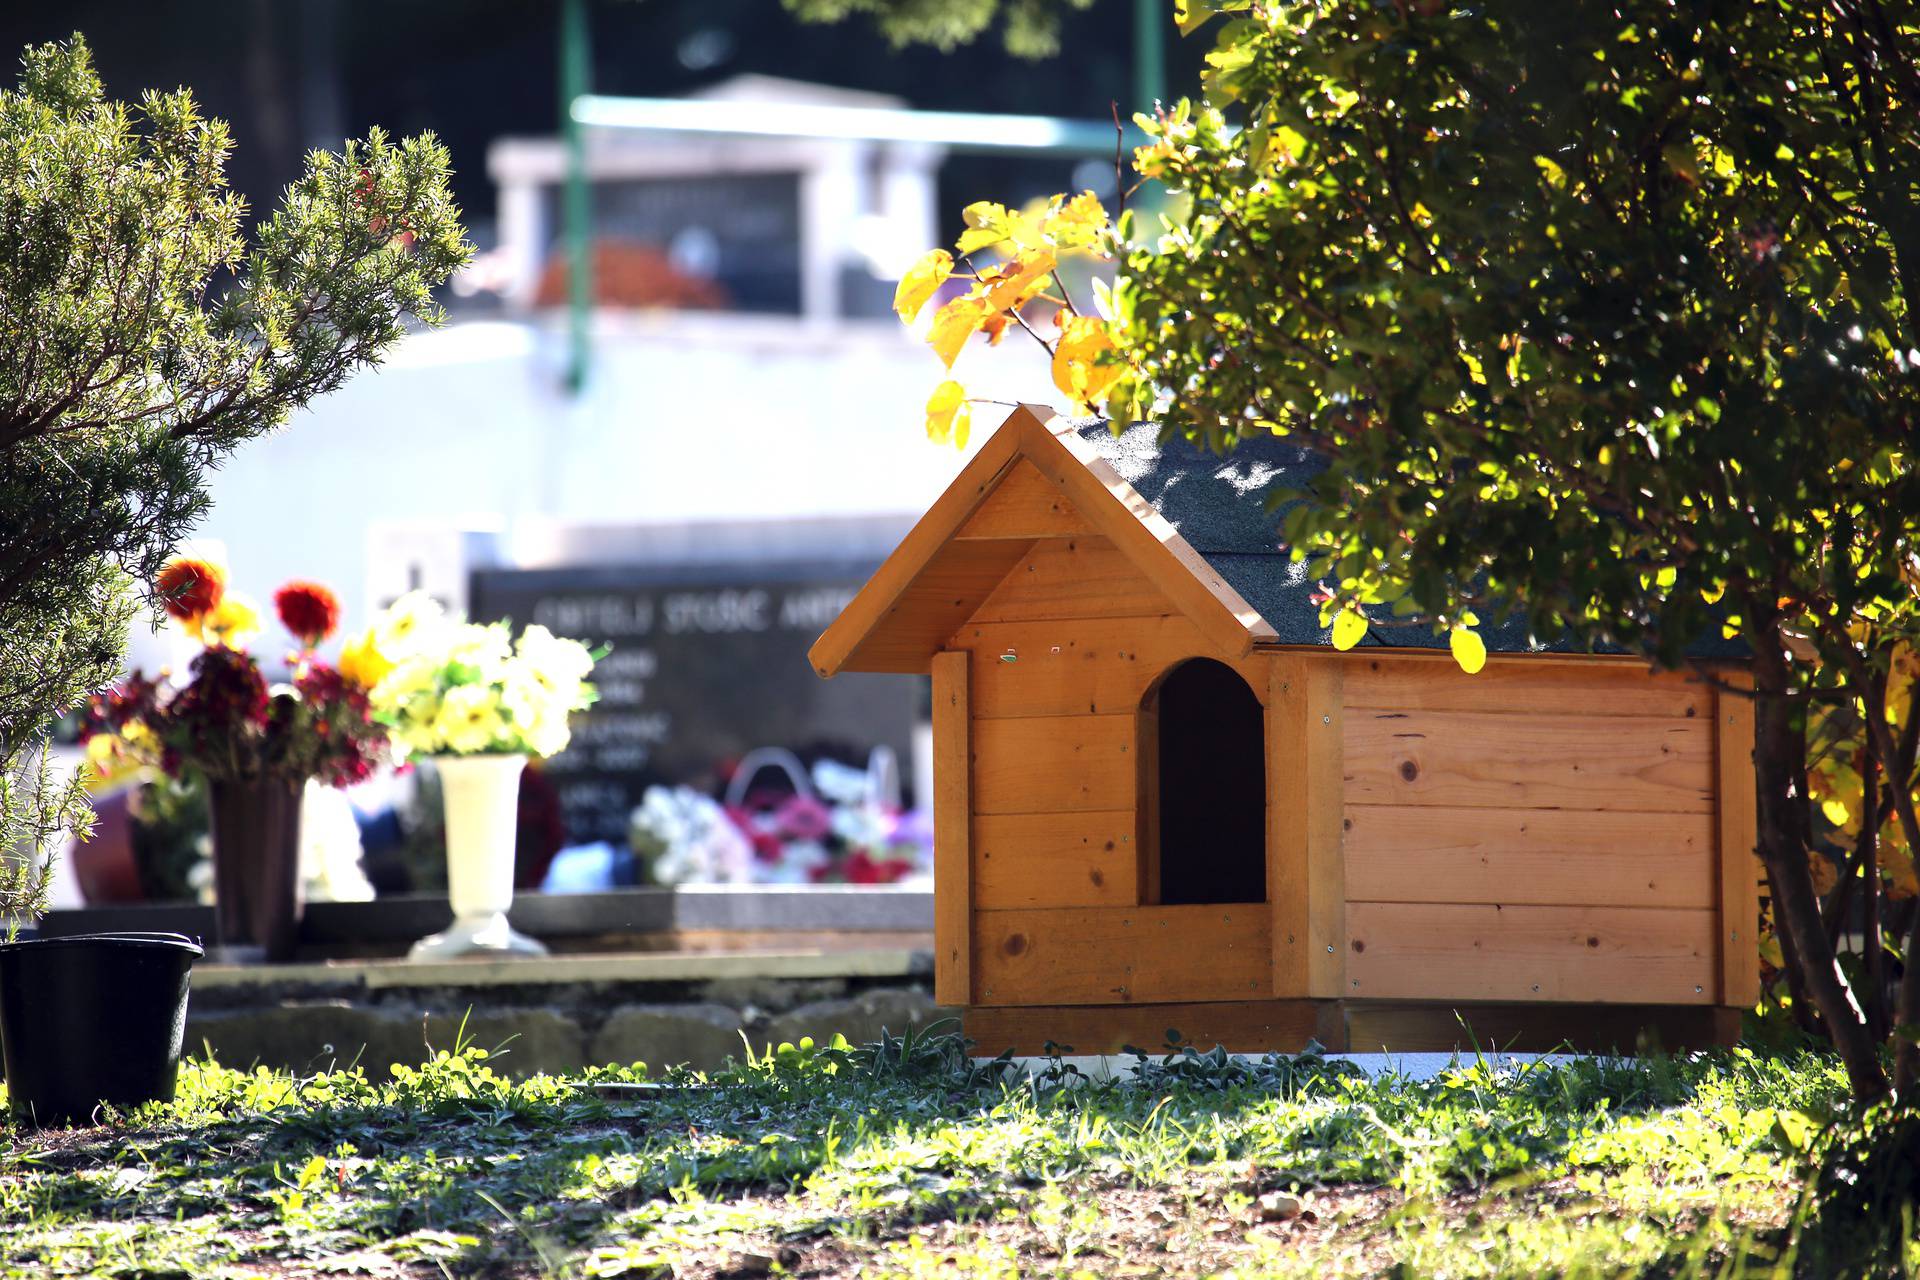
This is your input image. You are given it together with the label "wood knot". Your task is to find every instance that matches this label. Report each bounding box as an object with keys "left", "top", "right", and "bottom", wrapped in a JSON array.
[
  {"left": 1351, "top": 940, "right": 1366, "bottom": 953},
  {"left": 1398, "top": 759, "right": 1419, "bottom": 782},
  {"left": 1002, "top": 933, "right": 1028, "bottom": 957},
  {"left": 1586, "top": 936, "right": 1600, "bottom": 948}
]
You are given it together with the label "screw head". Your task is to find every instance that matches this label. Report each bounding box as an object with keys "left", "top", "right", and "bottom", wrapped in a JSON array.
[
  {"left": 1695, "top": 985, "right": 1703, "bottom": 994},
  {"left": 1326, "top": 944, "right": 1335, "bottom": 953},
  {"left": 1322, "top": 714, "right": 1332, "bottom": 724}
]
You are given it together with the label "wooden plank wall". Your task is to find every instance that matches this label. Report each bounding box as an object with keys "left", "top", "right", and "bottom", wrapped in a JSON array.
[
  {"left": 1341, "top": 655, "right": 1721, "bottom": 1006},
  {"left": 948, "top": 532, "right": 1276, "bottom": 1008},
  {"left": 930, "top": 651, "right": 971, "bottom": 1006}
]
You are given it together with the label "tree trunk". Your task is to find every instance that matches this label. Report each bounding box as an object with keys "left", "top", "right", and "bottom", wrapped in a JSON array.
[
  {"left": 1861, "top": 760, "right": 1885, "bottom": 1041},
  {"left": 1751, "top": 648, "right": 1891, "bottom": 1101},
  {"left": 1843, "top": 666, "right": 1920, "bottom": 1095},
  {"left": 1871, "top": 725, "right": 1920, "bottom": 1094}
]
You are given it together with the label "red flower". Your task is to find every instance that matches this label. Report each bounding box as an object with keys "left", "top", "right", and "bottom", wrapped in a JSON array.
[
  {"left": 842, "top": 850, "right": 913, "bottom": 885},
  {"left": 155, "top": 557, "right": 226, "bottom": 622},
  {"left": 274, "top": 580, "right": 342, "bottom": 647}
]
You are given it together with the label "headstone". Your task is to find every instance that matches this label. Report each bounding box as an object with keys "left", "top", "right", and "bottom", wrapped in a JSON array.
[{"left": 469, "top": 561, "right": 917, "bottom": 846}]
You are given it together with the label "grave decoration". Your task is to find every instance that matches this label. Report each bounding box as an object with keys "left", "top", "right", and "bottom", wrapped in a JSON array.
[
  {"left": 811, "top": 406, "right": 1759, "bottom": 1057},
  {"left": 83, "top": 560, "right": 386, "bottom": 961},
  {"left": 348, "top": 591, "right": 597, "bottom": 959},
  {"left": 468, "top": 562, "right": 917, "bottom": 851},
  {"left": 629, "top": 748, "right": 930, "bottom": 886}
]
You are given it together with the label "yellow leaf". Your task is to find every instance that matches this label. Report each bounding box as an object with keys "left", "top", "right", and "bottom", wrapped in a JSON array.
[
  {"left": 1050, "top": 314, "right": 1125, "bottom": 409},
  {"left": 1044, "top": 192, "right": 1110, "bottom": 250},
  {"left": 1449, "top": 625, "right": 1488, "bottom": 674},
  {"left": 957, "top": 201, "right": 1020, "bottom": 255},
  {"left": 981, "top": 250, "right": 1056, "bottom": 311},
  {"left": 1331, "top": 609, "right": 1368, "bottom": 651},
  {"left": 892, "top": 249, "right": 953, "bottom": 324},
  {"left": 1133, "top": 140, "right": 1175, "bottom": 179},
  {"left": 1174, "top": 0, "right": 1218, "bottom": 36},
  {"left": 1820, "top": 797, "right": 1853, "bottom": 827},
  {"left": 924, "top": 380, "right": 971, "bottom": 449},
  {"left": 927, "top": 296, "right": 994, "bottom": 367}
]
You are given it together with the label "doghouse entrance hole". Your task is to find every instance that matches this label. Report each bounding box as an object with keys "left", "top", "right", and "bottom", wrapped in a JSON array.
[{"left": 1143, "top": 658, "right": 1266, "bottom": 905}]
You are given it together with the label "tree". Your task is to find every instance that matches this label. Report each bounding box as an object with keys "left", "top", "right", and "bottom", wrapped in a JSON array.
[
  {"left": 899, "top": 1, "right": 1920, "bottom": 1101},
  {"left": 0, "top": 36, "right": 470, "bottom": 923},
  {"left": 781, "top": 0, "right": 1095, "bottom": 56}
]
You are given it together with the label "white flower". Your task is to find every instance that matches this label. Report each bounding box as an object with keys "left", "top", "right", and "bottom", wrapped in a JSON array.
[
  {"left": 447, "top": 622, "right": 512, "bottom": 681},
  {"left": 519, "top": 709, "right": 571, "bottom": 759},
  {"left": 374, "top": 655, "right": 440, "bottom": 704},
  {"left": 517, "top": 625, "right": 595, "bottom": 687},
  {"left": 373, "top": 590, "right": 451, "bottom": 660}
]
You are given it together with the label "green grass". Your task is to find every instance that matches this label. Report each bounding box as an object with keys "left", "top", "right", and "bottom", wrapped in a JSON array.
[{"left": 0, "top": 1026, "right": 1899, "bottom": 1279}]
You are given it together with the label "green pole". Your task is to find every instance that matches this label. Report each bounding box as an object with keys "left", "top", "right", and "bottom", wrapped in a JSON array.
[
  {"left": 1134, "top": 0, "right": 1166, "bottom": 114},
  {"left": 560, "top": 0, "right": 592, "bottom": 394}
]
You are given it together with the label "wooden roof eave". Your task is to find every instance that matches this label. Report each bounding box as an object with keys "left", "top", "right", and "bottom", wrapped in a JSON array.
[
  {"left": 809, "top": 405, "right": 1275, "bottom": 678},
  {"left": 808, "top": 415, "right": 1026, "bottom": 678},
  {"left": 1016, "top": 407, "right": 1278, "bottom": 659}
]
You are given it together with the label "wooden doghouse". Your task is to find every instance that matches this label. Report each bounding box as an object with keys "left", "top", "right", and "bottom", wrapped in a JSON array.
[{"left": 811, "top": 406, "right": 1759, "bottom": 1055}]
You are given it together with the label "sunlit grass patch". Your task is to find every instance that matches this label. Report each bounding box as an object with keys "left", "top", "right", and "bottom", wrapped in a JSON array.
[{"left": 0, "top": 1031, "right": 1875, "bottom": 1278}]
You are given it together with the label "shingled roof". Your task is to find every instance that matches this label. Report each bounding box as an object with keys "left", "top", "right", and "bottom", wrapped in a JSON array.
[
  {"left": 810, "top": 406, "right": 1743, "bottom": 676},
  {"left": 1072, "top": 418, "right": 1541, "bottom": 651},
  {"left": 1075, "top": 419, "right": 1746, "bottom": 659}
]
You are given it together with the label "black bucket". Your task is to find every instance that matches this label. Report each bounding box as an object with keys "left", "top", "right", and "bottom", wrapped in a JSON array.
[{"left": 0, "top": 931, "right": 203, "bottom": 1127}]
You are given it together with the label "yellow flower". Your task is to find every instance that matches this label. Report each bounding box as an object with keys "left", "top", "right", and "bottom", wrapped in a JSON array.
[
  {"left": 84, "top": 733, "right": 135, "bottom": 788},
  {"left": 396, "top": 710, "right": 445, "bottom": 758},
  {"left": 431, "top": 683, "right": 507, "bottom": 755},
  {"left": 187, "top": 591, "right": 264, "bottom": 649},
  {"left": 338, "top": 627, "right": 395, "bottom": 690}
]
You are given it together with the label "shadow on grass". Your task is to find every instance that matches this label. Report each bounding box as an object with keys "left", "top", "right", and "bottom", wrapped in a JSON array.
[{"left": 0, "top": 1024, "right": 1861, "bottom": 1278}]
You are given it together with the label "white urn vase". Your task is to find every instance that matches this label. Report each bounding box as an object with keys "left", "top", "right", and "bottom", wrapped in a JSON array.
[{"left": 407, "top": 754, "right": 548, "bottom": 961}]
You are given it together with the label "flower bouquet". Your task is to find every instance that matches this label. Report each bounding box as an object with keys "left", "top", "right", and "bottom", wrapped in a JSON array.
[
  {"left": 83, "top": 559, "right": 385, "bottom": 960},
  {"left": 348, "top": 591, "right": 596, "bottom": 959},
  {"left": 631, "top": 748, "right": 932, "bottom": 887}
]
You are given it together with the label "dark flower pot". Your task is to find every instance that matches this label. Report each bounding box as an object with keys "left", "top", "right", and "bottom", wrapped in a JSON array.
[
  {"left": 0, "top": 931, "right": 202, "bottom": 1127},
  {"left": 208, "top": 777, "right": 304, "bottom": 963}
]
